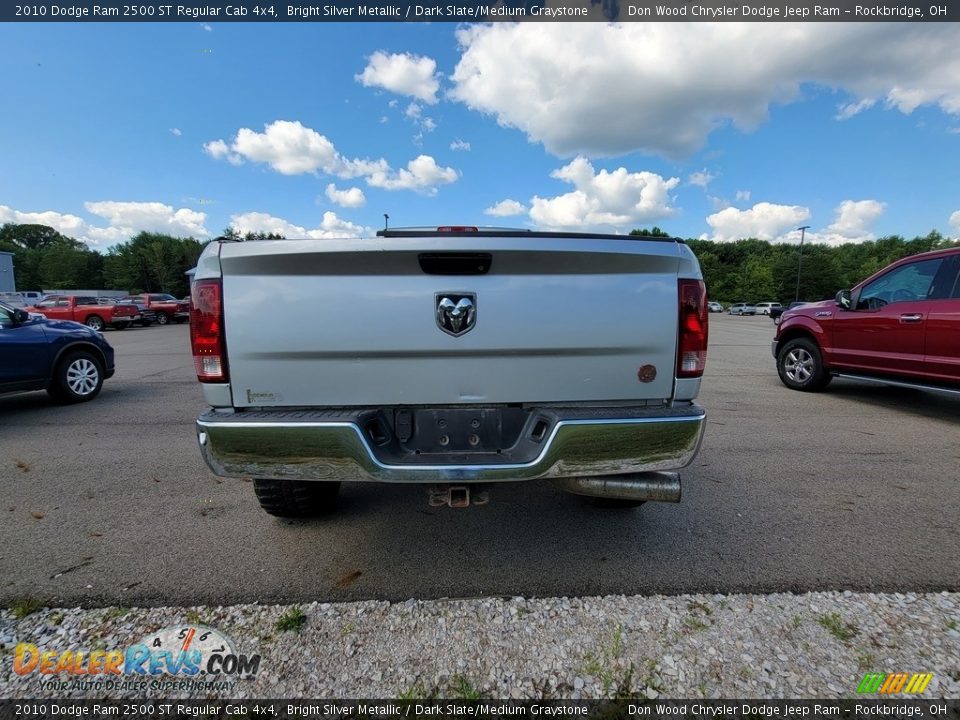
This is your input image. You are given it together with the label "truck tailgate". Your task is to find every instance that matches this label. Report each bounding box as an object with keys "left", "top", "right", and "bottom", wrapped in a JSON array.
[{"left": 219, "top": 237, "right": 682, "bottom": 407}]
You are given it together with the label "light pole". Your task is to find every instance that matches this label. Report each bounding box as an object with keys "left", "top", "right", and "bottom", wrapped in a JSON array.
[{"left": 795, "top": 225, "right": 810, "bottom": 303}]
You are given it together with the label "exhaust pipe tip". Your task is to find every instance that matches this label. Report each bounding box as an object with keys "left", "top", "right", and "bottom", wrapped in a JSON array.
[{"left": 553, "top": 471, "right": 681, "bottom": 504}]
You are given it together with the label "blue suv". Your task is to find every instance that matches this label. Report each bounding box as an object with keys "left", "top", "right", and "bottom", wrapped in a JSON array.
[{"left": 0, "top": 300, "right": 115, "bottom": 403}]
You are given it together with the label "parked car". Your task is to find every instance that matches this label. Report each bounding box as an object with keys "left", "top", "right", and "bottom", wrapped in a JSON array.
[
  {"left": 27, "top": 295, "right": 138, "bottom": 331},
  {"left": 0, "top": 295, "right": 47, "bottom": 321},
  {"left": 754, "top": 302, "right": 783, "bottom": 316},
  {"left": 98, "top": 297, "right": 156, "bottom": 326},
  {"left": 0, "top": 300, "right": 115, "bottom": 403},
  {"left": 728, "top": 302, "right": 757, "bottom": 316},
  {"left": 770, "top": 301, "right": 808, "bottom": 324},
  {"left": 121, "top": 293, "right": 189, "bottom": 325},
  {"left": 707, "top": 301, "right": 724, "bottom": 313},
  {"left": 773, "top": 246, "right": 960, "bottom": 393}
]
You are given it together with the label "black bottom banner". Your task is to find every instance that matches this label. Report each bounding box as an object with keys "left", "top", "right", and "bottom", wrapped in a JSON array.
[{"left": 0, "top": 700, "right": 958, "bottom": 720}]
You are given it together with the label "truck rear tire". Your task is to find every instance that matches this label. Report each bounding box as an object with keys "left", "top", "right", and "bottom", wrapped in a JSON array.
[{"left": 253, "top": 479, "right": 341, "bottom": 518}]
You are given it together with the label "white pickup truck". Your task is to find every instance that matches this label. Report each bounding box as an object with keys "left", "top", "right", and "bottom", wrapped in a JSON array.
[{"left": 190, "top": 227, "right": 708, "bottom": 517}]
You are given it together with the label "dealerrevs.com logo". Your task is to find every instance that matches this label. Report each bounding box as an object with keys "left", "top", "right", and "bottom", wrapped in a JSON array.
[
  {"left": 13, "top": 624, "right": 260, "bottom": 693},
  {"left": 856, "top": 672, "right": 934, "bottom": 694}
]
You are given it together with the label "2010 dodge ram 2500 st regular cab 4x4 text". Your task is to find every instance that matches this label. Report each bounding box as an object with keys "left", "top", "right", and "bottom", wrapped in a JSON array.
[{"left": 191, "top": 228, "right": 709, "bottom": 517}]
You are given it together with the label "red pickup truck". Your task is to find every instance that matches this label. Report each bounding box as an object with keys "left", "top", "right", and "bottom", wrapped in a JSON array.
[
  {"left": 121, "top": 293, "right": 190, "bottom": 326},
  {"left": 27, "top": 295, "right": 139, "bottom": 331},
  {"left": 773, "top": 246, "right": 960, "bottom": 393}
]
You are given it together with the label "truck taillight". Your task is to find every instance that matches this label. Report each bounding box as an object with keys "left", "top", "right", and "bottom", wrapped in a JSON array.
[
  {"left": 190, "top": 279, "right": 228, "bottom": 383},
  {"left": 677, "top": 279, "right": 708, "bottom": 378}
]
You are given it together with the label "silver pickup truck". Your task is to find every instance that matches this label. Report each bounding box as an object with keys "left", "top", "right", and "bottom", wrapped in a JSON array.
[{"left": 190, "top": 227, "right": 708, "bottom": 517}]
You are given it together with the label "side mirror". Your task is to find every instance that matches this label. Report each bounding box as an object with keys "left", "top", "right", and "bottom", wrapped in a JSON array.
[
  {"left": 835, "top": 289, "right": 851, "bottom": 310},
  {"left": 13, "top": 308, "right": 29, "bottom": 324}
]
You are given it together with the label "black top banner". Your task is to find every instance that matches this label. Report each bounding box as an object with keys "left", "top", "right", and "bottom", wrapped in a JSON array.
[{"left": 2, "top": 0, "right": 957, "bottom": 22}]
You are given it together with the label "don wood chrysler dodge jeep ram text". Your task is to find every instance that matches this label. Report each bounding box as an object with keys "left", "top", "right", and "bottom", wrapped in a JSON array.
[{"left": 190, "top": 228, "right": 709, "bottom": 517}]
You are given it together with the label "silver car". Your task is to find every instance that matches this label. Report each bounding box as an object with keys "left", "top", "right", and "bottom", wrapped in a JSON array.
[
  {"left": 728, "top": 302, "right": 757, "bottom": 316},
  {"left": 754, "top": 302, "right": 783, "bottom": 316}
]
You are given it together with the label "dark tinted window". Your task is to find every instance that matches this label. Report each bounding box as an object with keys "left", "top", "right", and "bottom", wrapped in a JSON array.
[{"left": 859, "top": 258, "right": 943, "bottom": 308}]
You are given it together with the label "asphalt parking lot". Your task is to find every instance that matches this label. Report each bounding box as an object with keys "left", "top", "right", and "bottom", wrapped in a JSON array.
[{"left": 1, "top": 315, "right": 958, "bottom": 608}]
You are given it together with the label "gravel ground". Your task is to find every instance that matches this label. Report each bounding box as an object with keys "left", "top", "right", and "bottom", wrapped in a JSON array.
[{"left": 2, "top": 592, "right": 958, "bottom": 699}]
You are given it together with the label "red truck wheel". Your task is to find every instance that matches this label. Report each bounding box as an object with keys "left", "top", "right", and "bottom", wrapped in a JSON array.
[{"left": 84, "top": 315, "right": 105, "bottom": 332}]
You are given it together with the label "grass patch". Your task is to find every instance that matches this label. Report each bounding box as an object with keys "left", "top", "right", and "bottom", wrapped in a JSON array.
[
  {"left": 397, "top": 681, "right": 434, "bottom": 701},
  {"left": 818, "top": 612, "right": 859, "bottom": 643},
  {"left": 11, "top": 597, "right": 43, "bottom": 619},
  {"left": 104, "top": 607, "right": 130, "bottom": 621},
  {"left": 684, "top": 617, "right": 709, "bottom": 632},
  {"left": 185, "top": 609, "right": 203, "bottom": 625},
  {"left": 947, "top": 619, "right": 958, "bottom": 631},
  {"left": 275, "top": 606, "right": 307, "bottom": 633},
  {"left": 583, "top": 625, "right": 634, "bottom": 698},
  {"left": 791, "top": 615, "right": 803, "bottom": 629},
  {"left": 451, "top": 674, "right": 483, "bottom": 700}
]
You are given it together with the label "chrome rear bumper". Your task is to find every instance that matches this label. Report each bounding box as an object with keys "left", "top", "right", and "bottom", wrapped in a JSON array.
[{"left": 196, "top": 404, "right": 706, "bottom": 484}]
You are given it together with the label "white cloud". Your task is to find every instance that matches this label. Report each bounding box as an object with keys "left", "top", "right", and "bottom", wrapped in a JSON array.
[
  {"left": 403, "top": 102, "right": 436, "bottom": 138},
  {"left": 706, "top": 199, "right": 886, "bottom": 245},
  {"left": 170, "top": 128, "right": 182, "bottom": 136},
  {"left": 207, "top": 120, "right": 346, "bottom": 176},
  {"left": 0, "top": 202, "right": 209, "bottom": 247},
  {"left": 356, "top": 51, "right": 440, "bottom": 104},
  {"left": 948, "top": 210, "right": 960, "bottom": 235},
  {"left": 201, "top": 23, "right": 212, "bottom": 31},
  {"left": 0, "top": 205, "right": 90, "bottom": 241},
  {"left": 706, "top": 202, "right": 811, "bottom": 242},
  {"left": 835, "top": 97, "right": 877, "bottom": 120},
  {"left": 735, "top": 190, "right": 751, "bottom": 202},
  {"left": 450, "top": 138, "right": 471, "bottom": 151},
  {"left": 367, "top": 155, "right": 458, "bottom": 194},
  {"left": 203, "top": 138, "right": 242, "bottom": 165},
  {"left": 485, "top": 199, "right": 526, "bottom": 217},
  {"left": 230, "top": 211, "right": 366, "bottom": 239},
  {"left": 707, "top": 195, "right": 729, "bottom": 211},
  {"left": 449, "top": 23, "right": 960, "bottom": 158},
  {"left": 820, "top": 200, "right": 886, "bottom": 243},
  {"left": 688, "top": 170, "right": 716, "bottom": 188},
  {"left": 85, "top": 201, "right": 210, "bottom": 239},
  {"left": 206, "top": 120, "right": 457, "bottom": 194},
  {"left": 528, "top": 157, "right": 679, "bottom": 230},
  {"left": 324, "top": 183, "right": 366, "bottom": 208}
]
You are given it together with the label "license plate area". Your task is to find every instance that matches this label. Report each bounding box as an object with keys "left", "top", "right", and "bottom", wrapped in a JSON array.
[{"left": 361, "top": 407, "right": 553, "bottom": 465}]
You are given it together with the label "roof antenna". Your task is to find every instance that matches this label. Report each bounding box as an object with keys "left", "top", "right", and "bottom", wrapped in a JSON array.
[{"left": 383, "top": 213, "right": 389, "bottom": 231}]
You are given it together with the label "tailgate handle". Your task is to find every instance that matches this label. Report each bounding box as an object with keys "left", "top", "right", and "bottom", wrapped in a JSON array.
[{"left": 418, "top": 253, "right": 492, "bottom": 275}]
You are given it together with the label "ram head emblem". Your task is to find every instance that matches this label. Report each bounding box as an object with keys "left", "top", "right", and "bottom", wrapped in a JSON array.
[{"left": 436, "top": 293, "right": 477, "bottom": 336}]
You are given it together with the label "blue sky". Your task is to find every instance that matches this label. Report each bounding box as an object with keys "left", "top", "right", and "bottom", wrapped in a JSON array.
[{"left": 1, "top": 21, "right": 959, "bottom": 249}]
